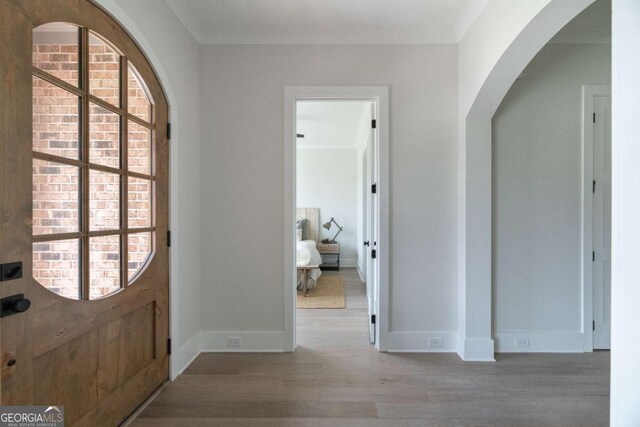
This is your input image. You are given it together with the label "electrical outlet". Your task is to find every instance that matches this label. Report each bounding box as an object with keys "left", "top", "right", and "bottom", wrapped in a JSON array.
[
  {"left": 227, "top": 336, "right": 242, "bottom": 347},
  {"left": 428, "top": 337, "right": 444, "bottom": 348},
  {"left": 515, "top": 337, "right": 530, "bottom": 348}
]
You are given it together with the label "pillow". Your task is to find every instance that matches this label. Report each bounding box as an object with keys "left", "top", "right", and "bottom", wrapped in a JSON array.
[{"left": 296, "top": 219, "right": 306, "bottom": 241}]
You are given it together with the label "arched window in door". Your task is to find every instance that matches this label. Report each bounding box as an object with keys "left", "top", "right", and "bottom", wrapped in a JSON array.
[{"left": 32, "top": 22, "right": 155, "bottom": 300}]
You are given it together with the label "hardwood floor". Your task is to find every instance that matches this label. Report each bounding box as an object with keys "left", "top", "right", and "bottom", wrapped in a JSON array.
[
  {"left": 132, "top": 268, "right": 610, "bottom": 426},
  {"left": 296, "top": 268, "right": 370, "bottom": 349}
]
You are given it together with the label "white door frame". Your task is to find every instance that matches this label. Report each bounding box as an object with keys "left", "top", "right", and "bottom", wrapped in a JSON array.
[
  {"left": 581, "top": 84, "right": 611, "bottom": 351},
  {"left": 284, "top": 86, "right": 389, "bottom": 351}
]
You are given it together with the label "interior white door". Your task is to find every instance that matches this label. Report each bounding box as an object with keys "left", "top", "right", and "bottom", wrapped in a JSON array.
[
  {"left": 361, "top": 152, "right": 368, "bottom": 283},
  {"left": 364, "top": 128, "right": 374, "bottom": 343},
  {"left": 366, "top": 102, "right": 378, "bottom": 344},
  {"left": 593, "top": 94, "right": 612, "bottom": 350}
]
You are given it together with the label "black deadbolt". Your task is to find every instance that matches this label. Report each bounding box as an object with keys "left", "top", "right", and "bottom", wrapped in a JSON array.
[
  {"left": 0, "top": 294, "right": 31, "bottom": 318},
  {"left": 0, "top": 262, "right": 23, "bottom": 281}
]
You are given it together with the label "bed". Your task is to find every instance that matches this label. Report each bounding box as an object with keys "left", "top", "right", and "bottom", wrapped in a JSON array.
[{"left": 296, "top": 208, "right": 322, "bottom": 295}]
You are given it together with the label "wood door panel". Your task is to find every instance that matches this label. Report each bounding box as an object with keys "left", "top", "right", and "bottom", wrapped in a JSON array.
[
  {"left": 31, "top": 301, "right": 161, "bottom": 425},
  {"left": 76, "top": 361, "right": 163, "bottom": 427},
  {"left": 30, "top": 285, "right": 157, "bottom": 358},
  {"left": 33, "top": 331, "right": 99, "bottom": 425},
  {"left": 97, "top": 301, "right": 156, "bottom": 393},
  {"left": 0, "top": 0, "right": 170, "bottom": 424}
]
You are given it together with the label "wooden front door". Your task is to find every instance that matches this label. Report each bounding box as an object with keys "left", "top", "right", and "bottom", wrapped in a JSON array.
[{"left": 0, "top": 1, "right": 170, "bottom": 425}]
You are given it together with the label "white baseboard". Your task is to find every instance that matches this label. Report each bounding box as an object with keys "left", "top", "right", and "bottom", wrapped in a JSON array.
[
  {"left": 386, "top": 331, "right": 458, "bottom": 352},
  {"left": 176, "top": 330, "right": 572, "bottom": 377},
  {"left": 457, "top": 336, "right": 496, "bottom": 361},
  {"left": 171, "top": 331, "right": 289, "bottom": 377},
  {"left": 171, "top": 332, "right": 201, "bottom": 380},
  {"left": 200, "top": 331, "right": 289, "bottom": 352},
  {"left": 494, "top": 332, "right": 585, "bottom": 353}
]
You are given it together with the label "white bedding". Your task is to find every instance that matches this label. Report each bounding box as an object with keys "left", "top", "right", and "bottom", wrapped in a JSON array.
[{"left": 296, "top": 240, "right": 322, "bottom": 289}]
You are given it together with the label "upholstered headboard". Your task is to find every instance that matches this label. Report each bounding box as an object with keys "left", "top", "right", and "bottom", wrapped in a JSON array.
[{"left": 296, "top": 208, "right": 320, "bottom": 242}]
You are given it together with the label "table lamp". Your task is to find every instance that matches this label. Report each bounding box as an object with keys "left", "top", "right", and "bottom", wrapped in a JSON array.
[{"left": 322, "top": 217, "right": 343, "bottom": 243}]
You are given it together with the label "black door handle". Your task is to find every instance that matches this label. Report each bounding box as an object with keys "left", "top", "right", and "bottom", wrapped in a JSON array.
[{"left": 0, "top": 294, "right": 31, "bottom": 318}]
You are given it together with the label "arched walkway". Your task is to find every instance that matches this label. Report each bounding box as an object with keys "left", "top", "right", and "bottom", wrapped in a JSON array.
[{"left": 457, "top": 0, "right": 595, "bottom": 361}]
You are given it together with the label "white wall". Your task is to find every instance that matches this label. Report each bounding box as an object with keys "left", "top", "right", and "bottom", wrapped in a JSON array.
[
  {"left": 296, "top": 148, "right": 358, "bottom": 266},
  {"left": 199, "top": 44, "right": 459, "bottom": 351},
  {"left": 611, "top": 0, "right": 640, "bottom": 424},
  {"left": 492, "top": 42, "right": 611, "bottom": 351},
  {"left": 94, "top": 0, "right": 202, "bottom": 379}
]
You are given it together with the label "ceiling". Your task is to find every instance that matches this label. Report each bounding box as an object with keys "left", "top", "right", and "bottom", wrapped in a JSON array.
[
  {"left": 296, "top": 101, "right": 370, "bottom": 149},
  {"left": 164, "top": 0, "right": 610, "bottom": 46},
  {"left": 164, "top": 0, "right": 483, "bottom": 44}
]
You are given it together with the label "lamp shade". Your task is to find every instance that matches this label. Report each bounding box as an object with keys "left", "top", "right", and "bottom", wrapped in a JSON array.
[{"left": 322, "top": 221, "right": 332, "bottom": 230}]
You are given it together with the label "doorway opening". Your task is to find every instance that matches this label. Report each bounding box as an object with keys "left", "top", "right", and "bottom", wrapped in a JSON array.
[
  {"left": 284, "top": 86, "right": 389, "bottom": 351},
  {"left": 295, "top": 100, "right": 374, "bottom": 348}
]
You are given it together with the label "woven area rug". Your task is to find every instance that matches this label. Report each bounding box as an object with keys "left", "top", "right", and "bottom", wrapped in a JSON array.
[{"left": 297, "top": 275, "right": 346, "bottom": 309}]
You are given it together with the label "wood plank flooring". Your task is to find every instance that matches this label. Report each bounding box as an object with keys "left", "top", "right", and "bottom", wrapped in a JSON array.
[
  {"left": 296, "top": 269, "right": 370, "bottom": 349},
  {"left": 132, "top": 268, "right": 610, "bottom": 426}
]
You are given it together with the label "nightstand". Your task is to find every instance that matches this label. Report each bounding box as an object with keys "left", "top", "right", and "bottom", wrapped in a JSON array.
[{"left": 317, "top": 242, "right": 340, "bottom": 271}]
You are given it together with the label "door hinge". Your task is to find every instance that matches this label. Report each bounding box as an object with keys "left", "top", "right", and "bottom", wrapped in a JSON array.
[
  {"left": 593, "top": 112, "right": 596, "bottom": 123},
  {"left": 167, "top": 230, "right": 172, "bottom": 247},
  {"left": 371, "top": 119, "right": 377, "bottom": 129},
  {"left": 371, "top": 183, "right": 377, "bottom": 194},
  {"left": 592, "top": 320, "right": 595, "bottom": 331},
  {"left": 371, "top": 314, "right": 376, "bottom": 324},
  {"left": 371, "top": 249, "right": 377, "bottom": 259},
  {"left": 167, "top": 123, "right": 172, "bottom": 140},
  {"left": 167, "top": 338, "right": 172, "bottom": 355},
  {"left": 593, "top": 180, "right": 596, "bottom": 194},
  {"left": 593, "top": 251, "right": 595, "bottom": 262}
]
